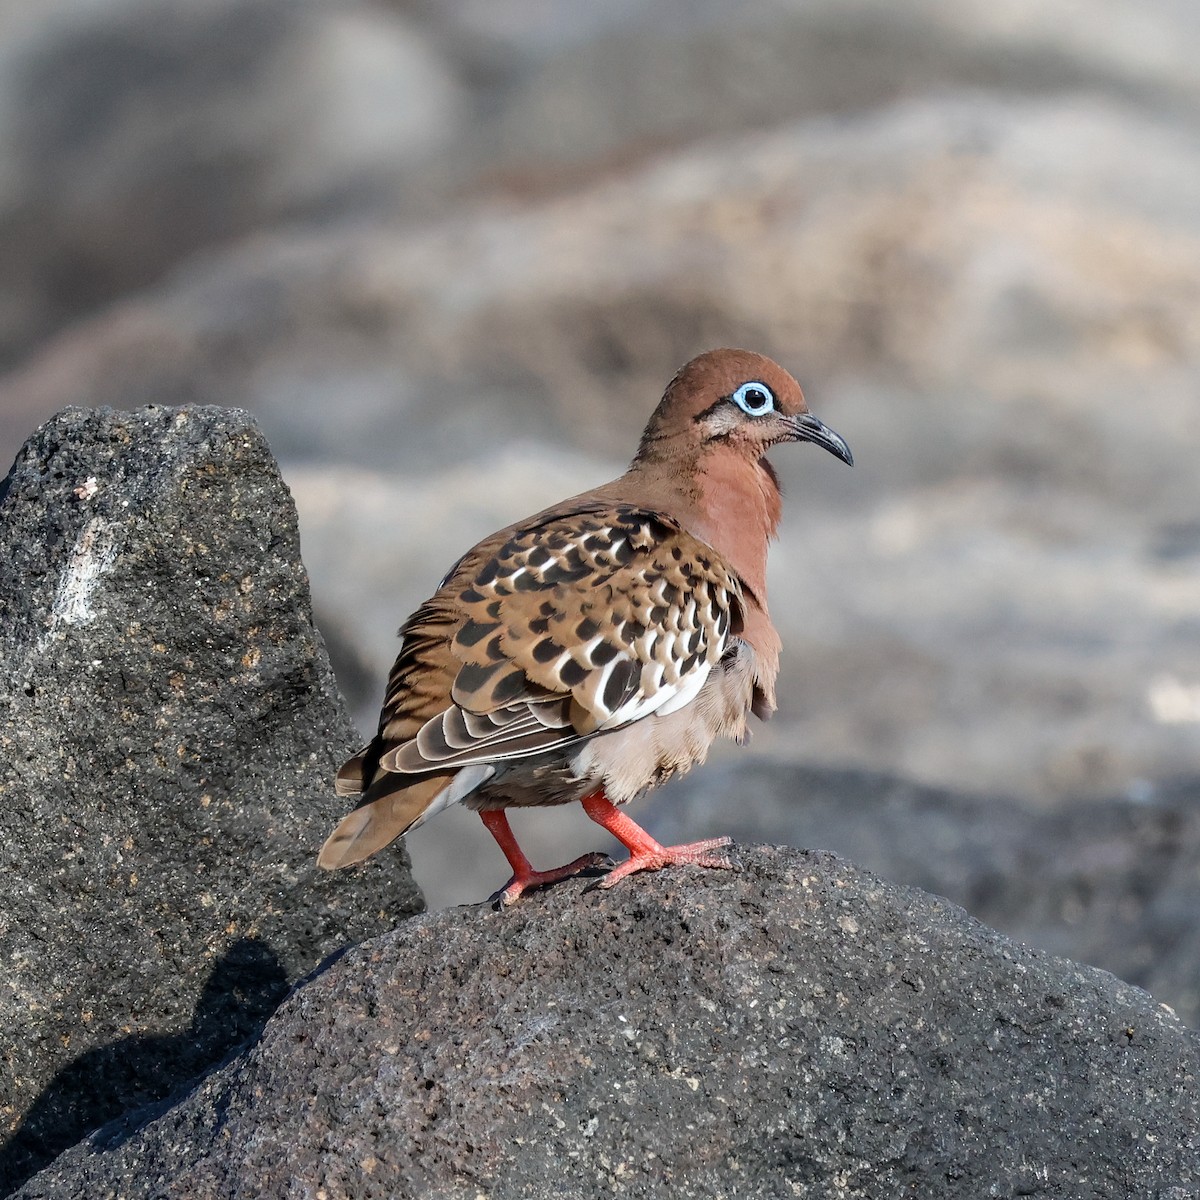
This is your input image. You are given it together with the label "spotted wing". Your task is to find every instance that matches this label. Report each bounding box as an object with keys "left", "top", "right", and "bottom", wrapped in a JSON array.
[{"left": 380, "top": 506, "right": 742, "bottom": 776}]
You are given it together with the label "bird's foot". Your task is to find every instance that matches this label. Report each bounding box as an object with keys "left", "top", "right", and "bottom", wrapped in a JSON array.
[
  {"left": 491, "top": 851, "right": 614, "bottom": 908},
  {"left": 596, "top": 835, "right": 734, "bottom": 889}
]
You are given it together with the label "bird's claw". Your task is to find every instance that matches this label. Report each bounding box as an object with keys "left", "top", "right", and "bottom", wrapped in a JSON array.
[
  {"left": 490, "top": 850, "right": 615, "bottom": 908},
  {"left": 591, "top": 836, "right": 737, "bottom": 890}
]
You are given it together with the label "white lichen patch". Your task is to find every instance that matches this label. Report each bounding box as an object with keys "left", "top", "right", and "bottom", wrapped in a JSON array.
[{"left": 47, "top": 517, "right": 119, "bottom": 633}]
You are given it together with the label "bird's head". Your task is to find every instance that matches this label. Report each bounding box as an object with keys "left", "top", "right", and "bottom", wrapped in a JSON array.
[{"left": 635, "top": 348, "right": 853, "bottom": 468}]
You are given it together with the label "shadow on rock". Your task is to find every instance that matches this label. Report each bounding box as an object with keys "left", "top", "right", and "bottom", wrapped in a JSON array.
[{"left": 0, "top": 938, "right": 288, "bottom": 1196}]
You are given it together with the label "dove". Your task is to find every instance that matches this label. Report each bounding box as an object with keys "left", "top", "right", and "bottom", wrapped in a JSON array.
[{"left": 319, "top": 349, "right": 852, "bottom": 904}]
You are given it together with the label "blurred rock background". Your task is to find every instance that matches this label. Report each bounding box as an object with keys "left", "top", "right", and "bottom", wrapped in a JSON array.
[{"left": 1, "top": 0, "right": 1198, "bottom": 911}]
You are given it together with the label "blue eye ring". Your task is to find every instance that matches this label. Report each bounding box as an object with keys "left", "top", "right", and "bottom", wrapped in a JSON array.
[{"left": 730, "top": 381, "right": 775, "bottom": 417}]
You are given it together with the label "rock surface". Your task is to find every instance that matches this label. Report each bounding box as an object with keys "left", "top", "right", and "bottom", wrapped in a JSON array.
[
  {"left": 650, "top": 762, "right": 1200, "bottom": 1030},
  {"left": 392, "top": 756, "right": 1200, "bottom": 1031},
  {"left": 0, "top": 407, "right": 421, "bottom": 1195},
  {"left": 14, "top": 846, "right": 1200, "bottom": 1199}
]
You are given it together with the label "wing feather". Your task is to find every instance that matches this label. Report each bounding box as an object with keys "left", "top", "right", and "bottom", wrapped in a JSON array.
[{"left": 346, "top": 504, "right": 744, "bottom": 788}]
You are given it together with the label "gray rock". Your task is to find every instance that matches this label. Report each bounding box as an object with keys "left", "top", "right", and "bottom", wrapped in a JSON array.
[
  {"left": 324, "top": 754, "right": 1200, "bottom": 1040},
  {"left": 650, "top": 762, "right": 1200, "bottom": 1029},
  {"left": 14, "top": 846, "right": 1200, "bottom": 1199},
  {"left": 0, "top": 406, "right": 421, "bottom": 1195},
  {"left": 0, "top": 0, "right": 462, "bottom": 365},
  {"left": 449, "top": 0, "right": 1200, "bottom": 188}
]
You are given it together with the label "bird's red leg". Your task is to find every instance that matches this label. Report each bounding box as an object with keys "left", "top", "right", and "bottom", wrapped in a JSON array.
[
  {"left": 579, "top": 790, "right": 733, "bottom": 889},
  {"left": 479, "top": 809, "right": 612, "bottom": 907}
]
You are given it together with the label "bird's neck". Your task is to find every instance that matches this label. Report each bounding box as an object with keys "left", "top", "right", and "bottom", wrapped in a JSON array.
[
  {"left": 689, "top": 453, "right": 781, "bottom": 602},
  {"left": 624, "top": 450, "right": 782, "bottom": 602}
]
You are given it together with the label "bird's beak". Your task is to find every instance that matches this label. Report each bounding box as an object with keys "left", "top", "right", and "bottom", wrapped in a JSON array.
[{"left": 789, "top": 412, "right": 853, "bottom": 466}]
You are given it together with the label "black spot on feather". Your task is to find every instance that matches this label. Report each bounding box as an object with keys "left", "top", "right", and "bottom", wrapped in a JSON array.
[
  {"left": 455, "top": 661, "right": 501, "bottom": 696},
  {"left": 559, "top": 658, "right": 588, "bottom": 688},
  {"left": 603, "top": 659, "right": 639, "bottom": 712},
  {"left": 488, "top": 669, "right": 529, "bottom": 707},
  {"left": 457, "top": 619, "right": 498, "bottom": 648},
  {"left": 590, "top": 639, "right": 620, "bottom": 666},
  {"left": 532, "top": 638, "right": 565, "bottom": 664}
]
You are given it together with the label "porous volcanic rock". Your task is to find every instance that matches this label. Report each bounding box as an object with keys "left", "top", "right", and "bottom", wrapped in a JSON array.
[
  {"left": 14, "top": 846, "right": 1200, "bottom": 1199},
  {"left": 650, "top": 762, "right": 1200, "bottom": 1030},
  {"left": 0, "top": 406, "right": 421, "bottom": 1194}
]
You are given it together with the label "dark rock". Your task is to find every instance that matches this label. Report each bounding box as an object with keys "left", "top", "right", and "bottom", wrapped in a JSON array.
[
  {"left": 14, "top": 846, "right": 1200, "bottom": 1199},
  {"left": 650, "top": 762, "right": 1200, "bottom": 1029},
  {"left": 0, "top": 406, "right": 422, "bottom": 1195}
]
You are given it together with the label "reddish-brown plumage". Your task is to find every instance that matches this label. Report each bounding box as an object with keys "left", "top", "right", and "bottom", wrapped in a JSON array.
[{"left": 319, "top": 349, "right": 852, "bottom": 903}]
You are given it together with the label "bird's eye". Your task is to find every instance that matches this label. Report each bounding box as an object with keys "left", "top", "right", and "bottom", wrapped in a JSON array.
[{"left": 730, "top": 381, "right": 775, "bottom": 417}]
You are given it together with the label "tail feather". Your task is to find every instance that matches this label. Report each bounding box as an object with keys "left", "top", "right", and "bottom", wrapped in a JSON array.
[
  {"left": 334, "top": 745, "right": 371, "bottom": 798},
  {"left": 318, "top": 771, "right": 453, "bottom": 869},
  {"left": 319, "top": 762, "right": 496, "bottom": 869}
]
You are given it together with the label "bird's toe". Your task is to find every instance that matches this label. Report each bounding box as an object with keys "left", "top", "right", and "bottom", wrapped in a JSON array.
[
  {"left": 594, "top": 838, "right": 737, "bottom": 889},
  {"left": 490, "top": 850, "right": 615, "bottom": 907}
]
